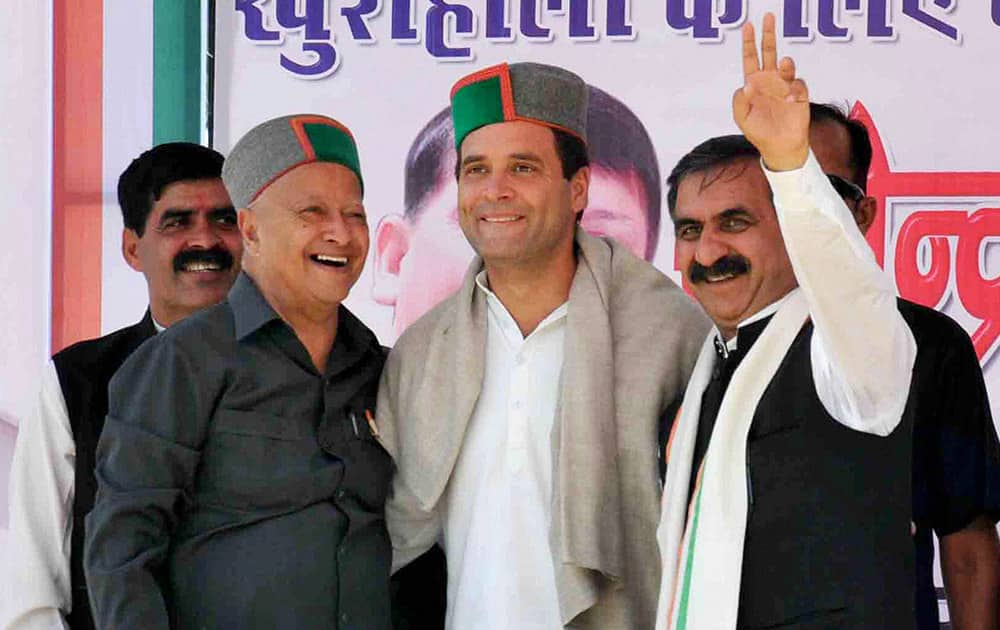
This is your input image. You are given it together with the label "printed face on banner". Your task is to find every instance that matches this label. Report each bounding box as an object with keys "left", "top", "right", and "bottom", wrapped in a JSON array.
[
  {"left": 123, "top": 179, "right": 241, "bottom": 326},
  {"left": 672, "top": 159, "right": 797, "bottom": 337},
  {"left": 583, "top": 167, "right": 651, "bottom": 260},
  {"left": 456, "top": 121, "right": 587, "bottom": 268},
  {"left": 374, "top": 175, "right": 471, "bottom": 335},
  {"left": 242, "top": 162, "right": 369, "bottom": 311}
]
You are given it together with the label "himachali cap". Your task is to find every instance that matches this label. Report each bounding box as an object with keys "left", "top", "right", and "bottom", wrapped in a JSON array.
[
  {"left": 450, "top": 62, "right": 588, "bottom": 150},
  {"left": 222, "top": 114, "right": 364, "bottom": 209}
]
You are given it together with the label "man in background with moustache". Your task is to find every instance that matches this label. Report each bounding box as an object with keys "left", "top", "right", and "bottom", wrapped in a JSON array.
[
  {"left": 3, "top": 143, "right": 241, "bottom": 630},
  {"left": 84, "top": 115, "right": 393, "bottom": 629}
]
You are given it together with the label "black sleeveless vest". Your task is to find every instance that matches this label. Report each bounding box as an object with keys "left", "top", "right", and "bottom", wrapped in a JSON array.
[
  {"left": 736, "top": 322, "right": 914, "bottom": 629},
  {"left": 51, "top": 312, "right": 156, "bottom": 629}
]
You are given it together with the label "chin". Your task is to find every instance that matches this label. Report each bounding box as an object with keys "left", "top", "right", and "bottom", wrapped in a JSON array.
[
  {"left": 316, "top": 288, "right": 353, "bottom": 307},
  {"left": 701, "top": 300, "right": 750, "bottom": 328},
  {"left": 181, "top": 287, "right": 229, "bottom": 310}
]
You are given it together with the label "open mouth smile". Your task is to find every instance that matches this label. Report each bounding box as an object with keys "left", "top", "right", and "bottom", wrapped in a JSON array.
[
  {"left": 180, "top": 261, "right": 225, "bottom": 272},
  {"left": 481, "top": 215, "right": 523, "bottom": 224},
  {"left": 310, "top": 254, "right": 349, "bottom": 268},
  {"left": 704, "top": 271, "right": 741, "bottom": 283},
  {"left": 173, "top": 248, "right": 234, "bottom": 274}
]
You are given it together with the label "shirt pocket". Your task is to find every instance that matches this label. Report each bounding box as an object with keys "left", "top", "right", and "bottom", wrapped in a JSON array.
[
  {"left": 335, "top": 408, "right": 394, "bottom": 520},
  {"left": 199, "top": 409, "right": 317, "bottom": 511}
]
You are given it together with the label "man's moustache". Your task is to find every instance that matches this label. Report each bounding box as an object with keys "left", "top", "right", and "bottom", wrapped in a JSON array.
[
  {"left": 173, "top": 247, "right": 235, "bottom": 273},
  {"left": 688, "top": 255, "right": 750, "bottom": 284}
]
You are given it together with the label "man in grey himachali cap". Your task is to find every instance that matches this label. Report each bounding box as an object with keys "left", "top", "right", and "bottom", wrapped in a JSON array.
[
  {"left": 379, "top": 61, "right": 710, "bottom": 628},
  {"left": 84, "top": 114, "right": 393, "bottom": 629}
]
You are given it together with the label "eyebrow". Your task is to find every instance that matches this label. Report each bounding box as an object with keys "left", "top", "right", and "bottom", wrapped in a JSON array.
[
  {"left": 157, "top": 209, "right": 193, "bottom": 225},
  {"left": 208, "top": 206, "right": 236, "bottom": 220},
  {"left": 159, "top": 206, "right": 235, "bottom": 220},
  {"left": 460, "top": 154, "right": 485, "bottom": 169},
  {"left": 716, "top": 207, "right": 754, "bottom": 221},
  {"left": 673, "top": 217, "right": 702, "bottom": 233},
  {"left": 509, "top": 152, "right": 543, "bottom": 163},
  {"left": 672, "top": 207, "right": 755, "bottom": 233},
  {"left": 459, "top": 152, "right": 545, "bottom": 168},
  {"left": 290, "top": 200, "right": 367, "bottom": 217}
]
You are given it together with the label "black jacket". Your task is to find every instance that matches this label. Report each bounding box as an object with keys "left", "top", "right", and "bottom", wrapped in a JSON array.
[{"left": 52, "top": 311, "right": 156, "bottom": 630}]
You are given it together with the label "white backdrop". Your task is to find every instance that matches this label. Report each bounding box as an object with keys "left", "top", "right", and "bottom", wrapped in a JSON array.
[{"left": 0, "top": 0, "right": 53, "bottom": 547}]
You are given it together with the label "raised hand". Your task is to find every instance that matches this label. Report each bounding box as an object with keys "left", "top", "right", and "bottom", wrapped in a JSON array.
[{"left": 732, "top": 13, "right": 810, "bottom": 172}]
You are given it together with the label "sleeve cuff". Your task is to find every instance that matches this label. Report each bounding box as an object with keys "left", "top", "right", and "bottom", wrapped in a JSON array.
[{"left": 760, "top": 150, "right": 831, "bottom": 215}]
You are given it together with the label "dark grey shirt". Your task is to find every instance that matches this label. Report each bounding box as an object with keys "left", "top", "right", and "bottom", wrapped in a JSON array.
[{"left": 84, "top": 273, "right": 392, "bottom": 630}]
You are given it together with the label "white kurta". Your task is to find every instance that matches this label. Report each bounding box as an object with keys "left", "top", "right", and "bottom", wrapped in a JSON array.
[
  {"left": 442, "top": 272, "right": 567, "bottom": 630},
  {"left": 2, "top": 362, "right": 73, "bottom": 630},
  {"left": 3, "top": 321, "right": 162, "bottom": 630}
]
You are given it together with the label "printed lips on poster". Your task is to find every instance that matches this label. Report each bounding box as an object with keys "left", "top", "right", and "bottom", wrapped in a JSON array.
[{"left": 214, "top": 0, "right": 1000, "bottom": 426}]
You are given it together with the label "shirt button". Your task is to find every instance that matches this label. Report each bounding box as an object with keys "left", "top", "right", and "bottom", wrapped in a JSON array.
[
  {"left": 336, "top": 489, "right": 346, "bottom": 500},
  {"left": 341, "top": 611, "right": 349, "bottom": 624},
  {"left": 512, "top": 400, "right": 522, "bottom": 410}
]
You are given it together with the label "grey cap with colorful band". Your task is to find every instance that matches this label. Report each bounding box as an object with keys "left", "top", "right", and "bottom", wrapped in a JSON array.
[
  {"left": 222, "top": 114, "right": 364, "bottom": 209},
  {"left": 450, "top": 62, "right": 589, "bottom": 150}
]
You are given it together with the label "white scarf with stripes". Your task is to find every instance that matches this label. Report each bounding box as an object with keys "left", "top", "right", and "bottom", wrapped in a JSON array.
[{"left": 655, "top": 291, "right": 810, "bottom": 630}]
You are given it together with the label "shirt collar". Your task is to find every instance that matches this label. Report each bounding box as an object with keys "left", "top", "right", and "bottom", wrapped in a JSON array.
[
  {"left": 324, "top": 306, "right": 381, "bottom": 377},
  {"left": 139, "top": 308, "right": 164, "bottom": 334},
  {"left": 718, "top": 287, "right": 800, "bottom": 353},
  {"left": 228, "top": 272, "right": 381, "bottom": 364},
  {"left": 475, "top": 270, "right": 568, "bottom": 339},
  {"left": 228, "top": 272, "right": 284, "bottom": 340}
]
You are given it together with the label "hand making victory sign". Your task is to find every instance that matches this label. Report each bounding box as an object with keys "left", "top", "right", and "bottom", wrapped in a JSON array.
[{"left": 733, "top": 13, "right": 811, "bottom": 172}]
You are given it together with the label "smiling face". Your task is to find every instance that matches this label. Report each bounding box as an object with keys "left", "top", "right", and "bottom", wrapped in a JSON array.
[
  {"left": 456, "top": 121, "right": 588, "bottom": 272},
  {"left": 239, "top": 162, "right": 368, "bottom": 317},
  {"left": 672, "top": 158, "right": 797, "bottom": 338},
  {"left": 123, "top": 178, "right": 241, "bottom": 326}
]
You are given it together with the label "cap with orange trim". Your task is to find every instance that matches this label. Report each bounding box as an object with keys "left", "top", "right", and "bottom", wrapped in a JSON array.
[
  {"left": 450, "top": 62, "right": 588, "bottom": 150},
  {"left": 222, "top": 114, "right": 364, "bottom": 209}
]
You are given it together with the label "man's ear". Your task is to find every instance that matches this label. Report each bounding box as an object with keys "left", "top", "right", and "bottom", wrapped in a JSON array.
[
  {"left": 237, "top": 208, "right": 259, "bottom": 256},
  {"left": 121, "top": 228, "right": 143, "bottom": 272},
  {"left": 855, "top": 196, "right": 877, "bottom": 236},
  {"left": 372, "top": 214, "right": 411, "bottom": 306},
  {"left": 570, "top": 165, "right": 590, "bottom": 217}
]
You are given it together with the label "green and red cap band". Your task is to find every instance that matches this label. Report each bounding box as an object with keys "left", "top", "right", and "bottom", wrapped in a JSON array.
[
  {"left": 222, "top": 114, "right": 364, "bottom": 209},
  {"left": 450, "top": 62, "right": 588, "bottom": 150}
]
